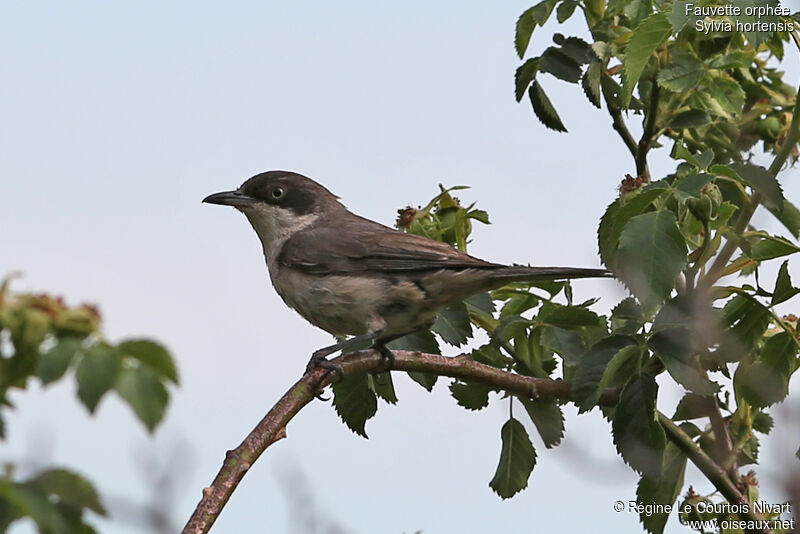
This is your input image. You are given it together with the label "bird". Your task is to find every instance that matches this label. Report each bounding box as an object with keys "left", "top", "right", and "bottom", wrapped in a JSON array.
[{"left": 203, "top": 171, "right": 610, "bottom": 374}]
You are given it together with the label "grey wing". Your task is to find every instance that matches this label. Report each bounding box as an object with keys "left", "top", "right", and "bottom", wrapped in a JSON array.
[{"left": 277, "top": 217, "right": 499, "bottom": 275}]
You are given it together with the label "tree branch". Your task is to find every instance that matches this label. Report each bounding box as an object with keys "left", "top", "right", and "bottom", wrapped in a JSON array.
[
  {"left": 181, "top": 349, "right": 618, "bottom": 533},
  {"left": 636, "top": 79, "right": 659, "bottom": 182},
  {"left": 603, "top": 90, "right": 643, "bottom": 174},
  {"left": 658, "top": 413, "right": 769, "bottom": 534}
]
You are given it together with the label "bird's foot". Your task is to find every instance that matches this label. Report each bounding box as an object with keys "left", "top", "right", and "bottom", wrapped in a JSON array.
[
  {"left": 305, "top": 349, "right": 344, "bottom": 380},
  {"left": 374, "top": 343, "right": 395, "bottom": 369}
]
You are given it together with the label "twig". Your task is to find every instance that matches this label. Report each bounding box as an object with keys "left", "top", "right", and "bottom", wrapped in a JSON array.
[
  {"left": 182, "top": 349, "right": 619, "bottom": 533},
  {"left": 636, "top": 79, "right": 660, "bottom": 182},
  {"left": 658, "top": 413, "right": 769, "bottom": 534},
  {"left": 603, "top": 90, "right": 643, "bottom": 173},
  {"left": 700, "top": 84, "right": 800, "bottom": 290}
]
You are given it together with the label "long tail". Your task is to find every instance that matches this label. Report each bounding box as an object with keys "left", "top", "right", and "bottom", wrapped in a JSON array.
[{"left": 493, "top": 266, "right": 612, "bottom": 281}]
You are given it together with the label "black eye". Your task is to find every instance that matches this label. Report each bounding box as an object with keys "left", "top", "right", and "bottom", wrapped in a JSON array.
[{"left": 270, "top": 186, "right": 285, "bottom": 199}]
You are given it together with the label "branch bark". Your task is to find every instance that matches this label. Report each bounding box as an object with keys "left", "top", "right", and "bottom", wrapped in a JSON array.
[{"left": 181, "top": 349, "right": 618, "bottom": 533}]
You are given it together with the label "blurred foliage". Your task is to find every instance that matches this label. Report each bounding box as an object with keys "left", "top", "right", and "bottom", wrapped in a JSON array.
[
  {"left": 0, "top": 276, "right": 178, "bottom": 532},
  {"left": 330, "top": 2, "right": 800, "bottom": 533}
]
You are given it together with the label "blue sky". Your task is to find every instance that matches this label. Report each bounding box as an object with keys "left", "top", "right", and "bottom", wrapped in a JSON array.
[{"left": 2, "top": 2, "right": 799, "bottom": 533}]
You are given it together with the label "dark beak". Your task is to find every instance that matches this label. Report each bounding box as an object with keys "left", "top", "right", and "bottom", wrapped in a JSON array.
[{"left": 202, "top": 190, "right": 256, "bottom": 207}]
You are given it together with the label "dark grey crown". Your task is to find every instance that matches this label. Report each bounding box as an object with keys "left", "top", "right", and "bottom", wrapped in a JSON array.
[{"left": 240, "top": 171, "right": 341, "bottom": 215}]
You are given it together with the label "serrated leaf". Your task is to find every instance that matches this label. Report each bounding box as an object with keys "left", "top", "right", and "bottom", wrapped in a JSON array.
[
  {"left": 748, "top": 235, "right": 799, "bottom": 260},
  {"left": 118, "top": 339, "right": 179, "bottom": 384},
  {"left": 752, "top": 412, "right": 774, "bottom": 434},
  {"left": 572, "top": 335, "right": 637, "bottom": 412},
  {"left": 432, "top": 302, "right": 472, "bottom": 347},
  {"left": 369, "top": 372, "right": 398, "bottom": 405},
  {"left": 388, "top": 330, "right": 440, "bottom": 353},
  {"left": 36, "top": 337, "right": 82, "bottom": 385},
  {"left": 649, "top": 329, "right": 718, "bottom": 394},
  {"left": 598, "top": 184, "right": 668, "bottom": 269},
  {"left": 596, "top": 344, "right": 644, "bottom": 393},
  {"left": 730, "top": 162, "right": 784, "bottom": 210},
  {"left": 539, "top": 47, "right": 582, "bottom": 83},
  {"left": 528, "top": 81, "right": 567, "bottom": 132},
  {"left": 539, "top": 306, "right": 602, "bottom": 329},
  {"left": 636, "top": 442, "right": 687, "bottom": 534},
  {"left": 540, "top": 326, "right": 585, "bottom": 364},
  {"left": 610, "top": 297, "right": 645, "bottom": 334},
  {"left": 670, "top": 109, "right": 711, "bottom": 129},
  {"left": 515, "top": 0, "right": 557, "bottom": 58},
  {"left": 772, "top": 260, "right": 800, "bottom": 305},
  {"left": 407, "top": 371, "right": 438, "bottom": 392},
  {"left": 704, "top": 73, "right": 745, "bottom": 118},
  {"left": 617, "top": 211, "right": 688, "bottom": 307},
  {"left": 519, "top": 397, "right": 564, "bottom": 448},
  {"left": 75, "top": 344, "right": 121, "bottom": 413},
  {"left": 612, "top": 374, "right": 666, "bottom": 477},
  {"left": 621, "top": 14, "right": 672, "bottom": 108},
  {"left": 762, "top": 332, "right": 799, "bottom": 376},
  {"left": 489, "top": 417, "right": 537, "bottom": 499},
  {"left": 672, "top": 392, "right": 711, "bottom": 421},
  {"left": 556, "top": 0, "right": 578, "bottom": 22},
  {"left": 657, "top": 56, "right": 705, "bottom": 92},
  {"left": 515, "top": 58, "right": 539, "bottom": 102},
  {"left": 734, "top": 360, "right": 788, "bottom": 408},
  {"left": 465, "top": 292, "right": 495, "bottom": 315},
  {"left": 582, "top": 61, "right": 602, "bottom": 108},
  {"left": 332, "top": 373, "right": 377, "bottom": 438},
  {"left": 667, "top": 0, "right": 692, "bottom": 32},
  {"left": 449, "top": 380, "right": 492, "bottom": 410},
  {"left": 494, "top": 315, "right": 534, "bottom": 343},
  {"left": 720, "top": 295, "right": 771, "bottom": 359},
  {"left": 30, "top": 469, "right": 106, "bottom": 515},
  {"left": 115, "top": 366, "right": 169, "bottom": 432},
  {"left": 768, "top": 198, "right": 800, "bottom": 238}
]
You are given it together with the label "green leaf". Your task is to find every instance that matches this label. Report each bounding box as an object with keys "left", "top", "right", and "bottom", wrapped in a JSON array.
[
  {"left": 472, "top": 343, "right": 509, "bottom": 368},
  {"left": 515, "top": 58, "right": 539, "bottom": 102},
  {"left": 519, "top": 397, "right": 564, "bottom": 448},
  {"left": 617, "top": 210, "right": 688, "bottom": 307},
  {"left": 704, "top": 73, "right": 746, "bottom": 118},
  {"left": 556, "top": 0, "right": 578, "bottom": 22},
  {"left": 464, "top": 292, "right": 495, "bottom": 315},
  {"left": 598, "top": 185, "right": 668, "bottom": 269},
  {"left": 666, "top": 0, "right": 693, "bottom": 32},
  {"left": 407, "top": 371, "right": 438, "bottom": 392},
  {"left": 621, "top": 14, "right": 672, "bottom": 108},
  {"left": 369, "top": 372, "right": 398, "bottom": 404},
  {"left": 636, "top": 442, "right": 687, "bottom": 534},
  {"left": 388, "top": 330, "right": 440, "bottom": 353},
  {"left": 612, "top": 374, "right": 666, "bottom": 477},
  {"left": 332, "top": 373, "right": 377, "bottom": 438},
  {"left": 75, "top": 344, "right": 121, "bottom": 413},
  {"left": 528, "top": 81, "right": 567, "bottom": 132},
  {"left": 748, "top": 235, "right": 799, "bottom": 261},
  {"left": 539, "top": 47, "right": 582, "bottom": 83},
  {"left": 734, "top": 360, "right": 788, "bottom": 408},
  {"left": 572, "top": 335, "right": 637, "bottom": 412},
  {"left": 36, "top": 337, "right": 82, "bottom": 385},
  {"left": 118, "top": 339, "right": 179, "bottom": 384},
  {"left": 596, "top": 344, "right": 644, "bottom": 394},
  {"left": 449, "top": 380, "right": 492, "bottom": 410},
  {"left": 30, "top": 468, "right": 106, "bottom": 515},
  {"left": 581, "top": 61, "right": 602, "bottom": 108},
  {"left": 772, "top": 260, "right": 800, "bottom": 306},
  {"left": 762, "top": 331, "right": 799, "bottom": 376},
  {"left": 540, "top": 326, "right": 585, "bottom": 364},
  {"left": 657, "top": 56, "right": 705, "bottom": 92},
  {"left": 752, "top": 412, "right": 774, "bottom": 434},
  {"left": 515, "top": 0, "right": 557, "bottom": 58},
  {"left": 720, "top": 295, "right": 771, "bottom": 359},
  {"left": 489, "top": 417, "right": 537, "bottom": 499},
  {"left": 432, "top": 303, "right": 472, "bottom": 347},
  {"left": 649, "top": 329, "right": 718, "bottom": 394},
  {"left": 115, "top": 365, "right": 169, "bottom": 432},
  {"left": 672, "top": 392, "right": 711, "bottom": 421},
  {"left": 768, "top": 198, "right": 800, "bottom": 238},
  {"left": 670, "top": 109, "right": 711, "bottom": 129},
  {"left": 610, "top": 297, "right": 645, "bottom": 335},
  {"left": 538, "top": 306, "right": 602, "bottom": 329},
  {"left": 729, "top": 162, "right": 784, "bottom": 210}
]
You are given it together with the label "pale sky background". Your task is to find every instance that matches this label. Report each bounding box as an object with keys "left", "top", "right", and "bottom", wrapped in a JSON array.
[{"left": 2, "top": 2, "right": 799, "bottom": 533}]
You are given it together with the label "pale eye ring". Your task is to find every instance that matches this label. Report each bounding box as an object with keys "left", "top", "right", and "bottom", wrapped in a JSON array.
[{"left": 270, "top": 186, "right": 285, "bottom": 199}]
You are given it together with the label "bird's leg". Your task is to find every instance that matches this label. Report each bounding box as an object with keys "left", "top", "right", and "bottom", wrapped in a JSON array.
[
  {"left": 306, "top": 332, "right": 380, "bottom": 376},
  {"left": 373, "top": 342, "right": 396, "bottom": 369}
]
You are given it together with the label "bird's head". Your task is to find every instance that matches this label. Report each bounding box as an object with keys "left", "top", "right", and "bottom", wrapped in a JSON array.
[{"left": 203, "top": 170, "right": 343, "bottom": 247}]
